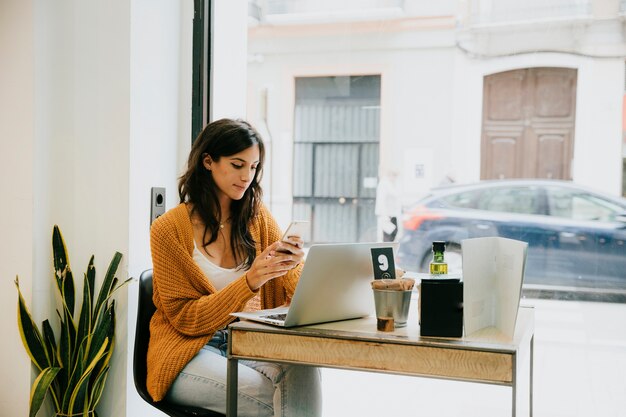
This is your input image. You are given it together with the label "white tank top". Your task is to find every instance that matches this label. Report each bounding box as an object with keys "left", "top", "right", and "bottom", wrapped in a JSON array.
[{"left": 192, "top": 242, "right": 242, "bottom": 290}]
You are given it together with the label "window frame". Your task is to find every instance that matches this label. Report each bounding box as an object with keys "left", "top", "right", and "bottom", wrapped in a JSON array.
[{"left": 191, "top": 0, "right": 211, "bottom": 143}]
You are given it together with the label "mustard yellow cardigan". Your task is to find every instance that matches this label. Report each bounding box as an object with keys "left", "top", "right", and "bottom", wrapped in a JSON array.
[{"left": 147, "top": 202, "right": 301, "bottom": 401}]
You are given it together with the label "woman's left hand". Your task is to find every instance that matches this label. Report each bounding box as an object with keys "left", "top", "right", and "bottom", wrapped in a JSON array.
[{"left": 272, "top": 237, "right": 304, "bottom": 269}]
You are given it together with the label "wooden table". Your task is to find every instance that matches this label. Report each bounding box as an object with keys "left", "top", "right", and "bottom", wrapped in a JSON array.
[{"left": 227, "top": 307, "right": 534, "bottom": 417}]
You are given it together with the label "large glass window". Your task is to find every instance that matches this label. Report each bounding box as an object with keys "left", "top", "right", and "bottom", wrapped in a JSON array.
[
  {"left": 242, "top": 1, "right": 626, "bottom": 292},
  {"left": 206, "top": 2, "right": 626, "bottom": 415}
]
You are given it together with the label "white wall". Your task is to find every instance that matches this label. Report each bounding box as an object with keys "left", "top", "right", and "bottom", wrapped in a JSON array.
[
  {"left": 573, "top": 58, "right": 624, "bottom": 192},
  {"left": 0, "top": 1, "right": 35, "bottom": 416},
  {"left": 127, "top": 0, "right": 193, "bottom": 415},
  {"left": 30, "top": 1, "right": 132, "bottom": 417},
  {"left": 211, "top": 0, "right": 248, "bottom": 120},
  {"left": 1, "top": 1, "right": 194, "bottom": 416}
]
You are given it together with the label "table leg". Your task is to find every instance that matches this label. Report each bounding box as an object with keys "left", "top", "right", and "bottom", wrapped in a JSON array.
[
  {"left": 512, "top": 333, "right": 534, "bottom": 417},
  {"left": 530, "top": 335, "right": 534, "bottom": 417},
  {"left": 512, "top": 360, "right": 517, "bottom": 417},
  {"left": 226, "top": 357, "right": 238, "bottom": 417}
]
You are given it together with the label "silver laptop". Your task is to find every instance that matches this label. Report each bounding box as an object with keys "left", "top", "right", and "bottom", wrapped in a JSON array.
[{"left": 231, "top": 242, "right": 399, "bottom": 327}]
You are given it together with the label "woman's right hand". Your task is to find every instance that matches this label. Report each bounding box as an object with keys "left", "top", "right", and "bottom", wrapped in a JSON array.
[{"left": 246, "top": 241, "right": 296, "bottom": 290}]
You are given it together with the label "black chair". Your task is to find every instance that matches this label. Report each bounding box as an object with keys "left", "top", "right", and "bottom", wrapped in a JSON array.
[{"left": 133, "top": 269, "right": 225, "bottom": 417}]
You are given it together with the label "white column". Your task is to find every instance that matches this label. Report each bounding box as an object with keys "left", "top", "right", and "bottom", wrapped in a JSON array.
[
  {"left": 211, "top": 0, "right": 248, "bottom": 120},
  {"left": 0, "top": 1, "right": 35, "bottom": 415}
]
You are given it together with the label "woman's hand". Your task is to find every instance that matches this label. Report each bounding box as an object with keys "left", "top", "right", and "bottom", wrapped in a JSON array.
[
  {"left": 246, "top": 238, "right": 304, "bottom": 290},
  {"left": 275, "top": 236, "right": 305, "bottom": 267}
]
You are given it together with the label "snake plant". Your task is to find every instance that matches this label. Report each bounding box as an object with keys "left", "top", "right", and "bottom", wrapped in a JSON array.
[{"left": 15, "top": 225, "right": 131, "bottom": 417}]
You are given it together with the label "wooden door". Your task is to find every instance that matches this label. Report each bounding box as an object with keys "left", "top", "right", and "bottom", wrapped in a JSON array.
[{"left": 481, "top": 68, "right": 577, "bottom": 180}]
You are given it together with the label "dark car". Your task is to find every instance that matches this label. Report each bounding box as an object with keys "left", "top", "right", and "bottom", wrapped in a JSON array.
[{"left": 397, "top": 180, "right": 626, "bottom": 290}]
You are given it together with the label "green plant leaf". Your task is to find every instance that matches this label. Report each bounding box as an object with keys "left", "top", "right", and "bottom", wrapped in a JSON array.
[
  {"left": 76, "top": 264, "right": 94, "bottom": 364},
  {"left": 15, "top": 277, "right": 50, "bottom": 371},
  {"left": 93, "top": 252, "right": 122, "bottom": 320},
  {"left": 67, "top": 339, "right": 109, "bottom": 414},
  {"left": 92, "top": 277, "right": 132, "bottom": 331},
  {"left": 88, "top": 365, "right": 109, "bottom": 410},
  {"left": 90, "top": 304, "right": 116, "bottom": 383},
  {"left": 29, "top": 367, "right": 61, "bottom": 417},
  {"left": 42, "top": 320, "right": 58, "bottom": 367},
  {"left": 57, "top": 309, "right": 71, "bottom": 395},
  {"left": 87, "top": 303, "right": 114, "bottom": 365},
  {"left": 86, "top": 256, "right": 96, "bottom": 311},
  {"left": 51, "top": 225, "right": 68, "bottom": 274},
  {"left": 61, "top": 265, "right": 76, "bottom": 319},
  {"left": 52, "top": 225, "right": 75, "bottom": 318},
  {"left": 62, "top": 337, "right": 87, "bottom": 412},
  {"left": 69, "top": 369, "right": 90, "bottom": 415},
  {"left": 62, "top": 336, "right": 87, "bottom": 410},
  {"left": 62, "top": 308, "right": 77, "bottom": 370}
]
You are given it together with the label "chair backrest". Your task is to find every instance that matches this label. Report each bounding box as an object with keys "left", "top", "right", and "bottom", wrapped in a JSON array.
[
  {"left": 133, "top": 269, "right": 157, "bottom": 404},
  {"left": 133, "top": 269, "right": 225, "bottom": 417}
]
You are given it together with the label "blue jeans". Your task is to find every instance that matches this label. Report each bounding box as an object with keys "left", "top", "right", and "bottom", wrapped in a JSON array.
[{"left": 165, "top": 329, "right": 322, "bottom": 417}]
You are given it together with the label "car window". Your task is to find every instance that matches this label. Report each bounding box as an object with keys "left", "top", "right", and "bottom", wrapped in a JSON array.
[
  {"left": 475, "top": 186, "right": 539, "bottom": 214},
  {"left": 546, "top": 187, "right": 623, "bottom": 221},
  {"left": 439, "top": 190, "right": 480, "bottom": 209}
]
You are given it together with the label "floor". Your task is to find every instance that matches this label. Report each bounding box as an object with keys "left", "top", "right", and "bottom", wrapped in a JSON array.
[{"left": 321, "top": 298, "right": 626, "bottom": 417}]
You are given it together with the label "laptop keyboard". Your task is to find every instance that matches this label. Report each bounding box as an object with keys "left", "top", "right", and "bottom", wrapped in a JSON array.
[{"left": 262, "top": 313, "right": 287, "bottom": 321}]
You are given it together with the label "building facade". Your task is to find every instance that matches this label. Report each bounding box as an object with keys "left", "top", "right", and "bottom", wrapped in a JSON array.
[{"left": 246, "top": 0, "right": 626, "bottom": 240}]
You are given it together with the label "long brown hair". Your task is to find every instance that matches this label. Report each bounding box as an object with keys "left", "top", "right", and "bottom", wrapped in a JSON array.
[{"left": 178, "top": 118, "right": 265, "bottom": 270}]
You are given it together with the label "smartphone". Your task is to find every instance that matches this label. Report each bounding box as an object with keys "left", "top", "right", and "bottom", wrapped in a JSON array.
[{"left": 278, "top": 220, "right": 309, "bottom": 253}]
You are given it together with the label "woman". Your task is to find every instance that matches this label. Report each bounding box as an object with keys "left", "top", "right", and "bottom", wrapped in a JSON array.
[{"left": 147, "top": 118, "right": 322, "bottom": 416}]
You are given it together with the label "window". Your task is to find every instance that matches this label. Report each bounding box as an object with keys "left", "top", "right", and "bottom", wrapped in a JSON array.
[
  {"left": 440, "top": 186, "right": 540, "bottom": 214},
  {"left": 205, "top": 2, "right": 626, "bottom": 416},
  {"left": 546, "top": 187, "right": 625, "bottom": 221},
  {"left": 476, "top": 186, "right": 539, "bottom": 214},
  {"left": 440, "top": 190, "right": 479, "bottom": 209}
]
